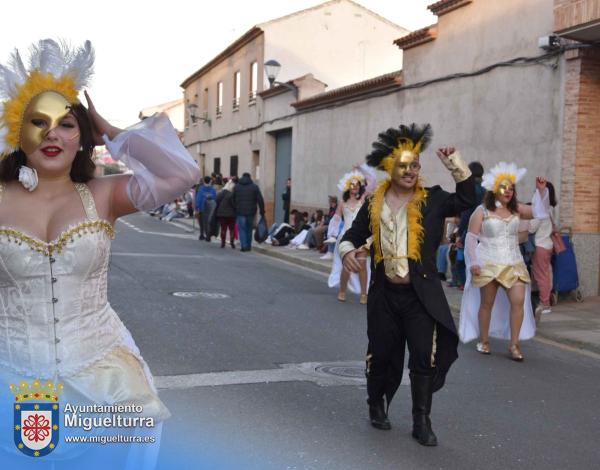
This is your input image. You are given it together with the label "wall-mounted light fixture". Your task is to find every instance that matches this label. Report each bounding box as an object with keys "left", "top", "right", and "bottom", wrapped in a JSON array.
[
  {"left": 264, "top": 59, "right": 298, "bottom": 98},
  {"left": 186, "top": 103, "right": 211, "bottom": 125}
]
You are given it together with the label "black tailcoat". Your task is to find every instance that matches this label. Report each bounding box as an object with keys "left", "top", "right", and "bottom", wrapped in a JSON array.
[{"left": 341, "top": 176, "right": 475, "bottom": 399}]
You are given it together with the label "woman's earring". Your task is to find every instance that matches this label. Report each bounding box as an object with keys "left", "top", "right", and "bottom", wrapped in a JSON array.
[
  {"left": 495, "top": 200, "right": 502, "bottom": 208},
  {"left": 79, "top": 145, "right": 83, "bottom": 151}
]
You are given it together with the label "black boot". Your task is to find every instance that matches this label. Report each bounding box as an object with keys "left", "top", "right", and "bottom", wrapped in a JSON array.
[
  {"left": 367, "top": 375, "right": 391, "bottom": 430},
  {"left": 368, "top": 398, "right": 391, "bottom": 430},
  {"left": 409, "top": 372, "right": 437, "bottom": 446}
]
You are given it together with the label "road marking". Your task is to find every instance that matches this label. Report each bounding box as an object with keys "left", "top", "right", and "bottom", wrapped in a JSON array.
[
  {"left": 117, "top": 219, "right": 195, "bottom": 240},
  {"left": 153, "top": 361, "right": 405, "bottom": 390},
  {"left": 111, "top": 252, "right": 214, "bottom": 259}
]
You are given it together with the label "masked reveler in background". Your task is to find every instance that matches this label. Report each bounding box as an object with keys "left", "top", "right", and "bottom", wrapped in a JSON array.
[
  {"left": 341, "top": 124, "right": 475, "bottom": 446},
  {"left": 459, "top": 163, "right": 549, "bottom": 361},
  {"left": 0, "top": 40, "right": 199, "bottom": 466},
  {"left": 327, "top": 164, "right": 375, "bottom": 304}
]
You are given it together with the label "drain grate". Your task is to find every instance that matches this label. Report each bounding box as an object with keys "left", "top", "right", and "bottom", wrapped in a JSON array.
[
  {"left": 171, "top": 291, "right": 230, "bottom": 299},
  {"left": 315, "top": 364, "right": 364, "bottom": 379}
]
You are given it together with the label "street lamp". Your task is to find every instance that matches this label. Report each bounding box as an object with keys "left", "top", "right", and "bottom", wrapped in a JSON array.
[
  {"left": 264, "top": 59, "right": 298, "bottom": 98},
  {"left": 186, "top": 103, "right": 211, "bottom": 125}
]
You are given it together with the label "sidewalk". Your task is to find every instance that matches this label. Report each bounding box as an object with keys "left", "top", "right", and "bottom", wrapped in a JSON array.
[{"left": 169, "top": 215, "right": 600, "bottom": 356}]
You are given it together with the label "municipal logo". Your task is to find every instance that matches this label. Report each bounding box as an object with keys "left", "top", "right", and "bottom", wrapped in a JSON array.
[{"left": 10, "top": 379, "right": 63, "bottom": 457}]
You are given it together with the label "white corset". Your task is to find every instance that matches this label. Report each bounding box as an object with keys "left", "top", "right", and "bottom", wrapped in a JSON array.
[
  {"left": 340, "top": 203, "right": 361, "bottom": 236},
  {"left": 0, "top": 183, "right": 128, "bottom": 378},
  {"left": 477, "top": 206, "right": 523, "bottom": 266}
]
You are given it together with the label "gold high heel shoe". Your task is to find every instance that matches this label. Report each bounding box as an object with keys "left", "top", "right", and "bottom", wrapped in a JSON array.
[
  {"left": 508, "top": 344, "right": 524, "bottom": 362},
  {"left": 359, "top": 294, "right": 368, "bottom": 305},
  {"left": 337, "top": 292, "right": 346, "bottom": 302},
  {"left": 476, "top": 341, "right": 491, "bottom": 355}
]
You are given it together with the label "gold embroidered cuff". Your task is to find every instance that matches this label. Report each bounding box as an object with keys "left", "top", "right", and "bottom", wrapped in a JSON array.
[
  {"left": 443, "top": 151, "right": 471, "bottom": 183},
  {"left": 339, "top": 241, "right": 356, "bottom": 260}
]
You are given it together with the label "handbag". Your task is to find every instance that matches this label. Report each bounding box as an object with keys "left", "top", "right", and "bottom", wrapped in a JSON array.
[
  {"left": 254, "top": 215, "right": 269, "bottom": 243},
  {"left": 550, "top": 215, "right": 566, "bottom": 254}
]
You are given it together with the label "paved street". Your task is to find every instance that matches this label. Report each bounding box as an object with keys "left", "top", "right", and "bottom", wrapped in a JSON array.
[{"left": 108, "top": 213, "right": 600, "bottom": 470}]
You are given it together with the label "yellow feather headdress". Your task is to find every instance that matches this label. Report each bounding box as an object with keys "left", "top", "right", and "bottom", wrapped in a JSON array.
[
  {"left": 481, "top": 162, "right": 527, "bottom": 193},
  {"left": 0, "top": 39, "right": 94, "bottom": 157}
]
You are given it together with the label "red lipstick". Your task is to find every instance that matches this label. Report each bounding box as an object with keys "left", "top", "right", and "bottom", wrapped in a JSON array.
[{"left": 41, "top": 146, "right": 62, "bottom": 157}]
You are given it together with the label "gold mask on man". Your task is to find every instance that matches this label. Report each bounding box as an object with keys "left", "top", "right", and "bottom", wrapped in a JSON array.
[
  {"left": 391, "top": 150, "right": 420, "bottom": 184},
  {"left": 20, "top": 91, "right": 72, "bottom": 155}
]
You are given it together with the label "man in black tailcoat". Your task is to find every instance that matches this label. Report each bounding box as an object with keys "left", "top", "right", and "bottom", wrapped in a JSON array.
[{"left": 340, "top": 124, "right": 475, "bottom": 446}]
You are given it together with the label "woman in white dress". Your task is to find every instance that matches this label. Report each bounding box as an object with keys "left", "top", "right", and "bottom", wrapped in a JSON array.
[
  {"left": 327, "top": 164, "right": 375, "bottom": 304},
  {"left": 0, "top": 40, "right": 199, "bottom": 465},
  {"left": 459, "top": 162, "right": 548, "bottom": 361}
]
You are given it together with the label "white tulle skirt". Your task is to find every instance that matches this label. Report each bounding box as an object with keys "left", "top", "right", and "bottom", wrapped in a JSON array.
[
  {"left": 327, "top": 239, "right": 371, "bottom": 294},
  {"left": 459, "top": 269, "right": 536, "bottom": 343}
]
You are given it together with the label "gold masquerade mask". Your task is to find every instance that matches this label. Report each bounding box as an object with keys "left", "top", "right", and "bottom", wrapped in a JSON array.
[
  {"left": 20, "top": 91, "right": 73, "bottom": 154},
  {"left": 392, "top": 150, "right": 421, "bottom": 179},
  {"left": 496, "top": 178, "right": 514, "bottom": 196}
]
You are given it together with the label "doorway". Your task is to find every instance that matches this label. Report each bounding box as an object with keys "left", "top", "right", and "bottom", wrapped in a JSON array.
[{"left": 273, "top": 129, "right": 292, "bottom": 224}]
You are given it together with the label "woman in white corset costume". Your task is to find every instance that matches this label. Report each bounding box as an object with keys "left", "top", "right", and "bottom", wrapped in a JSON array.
[
  {"left": 327, "top": 164, "right": 375, "bottom": 304},
  {"left": 0, "top": 40, "right": 199, "bottom": 465},
  {"left": 459, "top": 162, "right": 549, "bottom": 361}
]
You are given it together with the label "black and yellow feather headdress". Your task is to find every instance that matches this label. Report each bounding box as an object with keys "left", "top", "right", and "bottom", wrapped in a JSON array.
[
  {"left": 366, "top": 123, "right": 432, "bottom": 173},
  {"left": 366, "top": 123, "right": 432, "bottom": 265}
]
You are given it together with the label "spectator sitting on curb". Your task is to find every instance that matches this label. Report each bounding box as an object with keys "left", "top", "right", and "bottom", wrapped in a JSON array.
[
  {"left": 265, "top": 210, "right": 298, "bottom": 245},
  {"left": 297, "top": 210, "right": 325, "bottom": 250}
]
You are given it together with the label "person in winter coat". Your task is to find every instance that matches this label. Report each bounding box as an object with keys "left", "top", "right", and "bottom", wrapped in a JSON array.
[
  {"left": 195, "top": 176, "right": 217, "bottom": 241},
  {"left": 232, "top": 172, "right": 265, "bottom": 252},
  {"left": 216, "top": 180, "right": 237, "bottom": 249}
]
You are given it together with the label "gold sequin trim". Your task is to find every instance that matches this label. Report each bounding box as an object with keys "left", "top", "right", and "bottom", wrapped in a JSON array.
[
  {"left": 74, "top": 183, "right": 99, "bottom": 221},
  {"left": 0, "top": 220, "right": 115, "bottom": 257}
]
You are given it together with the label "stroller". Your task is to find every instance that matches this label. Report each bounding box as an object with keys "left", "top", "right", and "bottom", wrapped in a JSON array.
[{"left": 551, "top": 232, "right": 584, "bottom": 305}]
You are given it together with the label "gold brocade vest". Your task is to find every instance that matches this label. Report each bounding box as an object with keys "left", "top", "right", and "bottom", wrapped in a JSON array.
[{"left": 380, "top": 201, "right": 410, "bottom": 279}]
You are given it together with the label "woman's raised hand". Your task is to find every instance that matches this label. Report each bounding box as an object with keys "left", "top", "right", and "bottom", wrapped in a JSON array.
[
  {"left": 535, "top": 176, "right": 547, "bottom": 192},
  {"left": 84, "top": 91, "right": 121, "bottom": 145}
]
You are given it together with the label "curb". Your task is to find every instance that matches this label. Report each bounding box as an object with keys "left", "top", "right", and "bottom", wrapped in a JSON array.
[{"left": 252, "top": 245, "right": 331, "bottom": 274}]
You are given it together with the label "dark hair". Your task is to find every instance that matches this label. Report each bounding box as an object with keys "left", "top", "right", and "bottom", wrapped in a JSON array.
[
  {"left": 203, "top": 176, "right": 212, "bottom": 184},
  {"left": 546, "top": 181, "right": 557, "bottom": 207},
  {"left": 468, "top": 161, "right": 484, "bottom": 179},
  {"left": 342, "top": 182, "right": 366, "bottom": 202},
  {"left": 242, "top": 172, "right": 251, "bottom": 178},
  {"left": 484, "top": 188, "right": 519, "bottom": 213},
  {"left": 0, "top": 103, "right": 95, "bottom": 182}
]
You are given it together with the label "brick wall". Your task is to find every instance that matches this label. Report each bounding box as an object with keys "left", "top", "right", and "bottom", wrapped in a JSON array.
[
  {"left": 554, "top": 0, "right": 600, "bottom": 32},
  {"left": 573, "top": 49, "right": 600, "bottom": 234},
  {"left": 559, "top": 54, "right": 581, "bottom": 230},
  {"left": 559, "top": 49, "right": 600, "bottom": 233}
]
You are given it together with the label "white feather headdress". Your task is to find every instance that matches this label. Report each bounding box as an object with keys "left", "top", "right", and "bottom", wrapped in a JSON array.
[
  {"left": 337, "top": 170, "right": 366, "bottom": 193},
  {"left": 0, "top": 39, "right": 94, "bottom": 156},
  {"left": 481, "top": 162, "right": 527, "bottom": 192}
]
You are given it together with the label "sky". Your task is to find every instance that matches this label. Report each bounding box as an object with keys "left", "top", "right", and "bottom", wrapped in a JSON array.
[{"left": 1, "top": 0, "right": 435, "bottom": 127}]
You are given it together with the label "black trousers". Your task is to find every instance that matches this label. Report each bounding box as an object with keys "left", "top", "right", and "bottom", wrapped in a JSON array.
[{"left": 367, "top": 280, "right": 437, "bottom": 402}]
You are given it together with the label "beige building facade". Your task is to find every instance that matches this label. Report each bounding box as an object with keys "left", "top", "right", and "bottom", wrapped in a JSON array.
[{"left": 180, "top": 0, "right": 408, "bottom": 220}]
